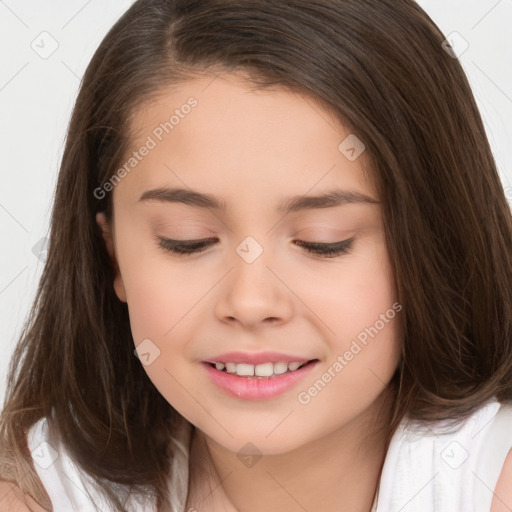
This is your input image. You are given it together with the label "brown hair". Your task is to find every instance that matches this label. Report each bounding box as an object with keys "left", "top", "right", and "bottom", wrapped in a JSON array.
[{"left": 1, "top": 0, "right": 511, "bottom": 510}]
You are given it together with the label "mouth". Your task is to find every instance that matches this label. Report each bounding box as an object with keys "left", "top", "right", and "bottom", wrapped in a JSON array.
[
  {"left": 205, "top": 359, "right": 318, "bottom": 378},
  {"left": 201, "top": 359, "right": 320, "bottom": 400}
]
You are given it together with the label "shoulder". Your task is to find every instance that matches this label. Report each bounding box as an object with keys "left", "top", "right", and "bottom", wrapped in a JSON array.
[
  {"left": 0, "top": 481, "right": 49, "bottom": 512},
  {"left": 490, "top": 448, "right": 512, "bottom": 512},
  {"left": 381, "top": 399, "right": 512, "bottom": 510}
]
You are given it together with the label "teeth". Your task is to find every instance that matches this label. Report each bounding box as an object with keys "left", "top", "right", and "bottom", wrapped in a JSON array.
[
  {"left": 255, "top": 362, "right": 273, "bottom": 377},
  {"left": 236, "top": 363, "right": 255, "bottom": 376},
  {"left": 273, "top": 362, "right": 289, "bottom": 375},
  {"left": 217, "top": 361, "right": 308, "bottom": 377}
]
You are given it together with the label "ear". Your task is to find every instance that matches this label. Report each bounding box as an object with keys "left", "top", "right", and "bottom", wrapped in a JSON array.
[{"left": 96, "top": 212, "right": 127, "bottom": 303}]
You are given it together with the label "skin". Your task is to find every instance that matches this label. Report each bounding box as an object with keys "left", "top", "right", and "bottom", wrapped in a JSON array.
[
  {"left": 492, "top": 449, "right": 512, "bottom": 512},
  {"left": 96, "top": 72, "right": 403, "bottom": 512}
]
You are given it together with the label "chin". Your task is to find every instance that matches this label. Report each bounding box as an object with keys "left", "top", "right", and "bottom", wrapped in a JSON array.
[{"left": 202, "top": 422, "right": 312, "bottom": 457}]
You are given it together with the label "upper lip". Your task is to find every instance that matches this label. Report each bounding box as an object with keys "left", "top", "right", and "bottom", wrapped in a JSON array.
[{"left": 204, "top": 351, "right": 316, "bottom": 365}]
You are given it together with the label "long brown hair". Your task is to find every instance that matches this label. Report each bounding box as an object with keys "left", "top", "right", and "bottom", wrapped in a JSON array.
[{"left": 2, "top": 0, "right": 511, "bottom": 510}]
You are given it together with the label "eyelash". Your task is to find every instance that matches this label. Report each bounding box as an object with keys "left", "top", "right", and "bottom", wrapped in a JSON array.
[{"left": 156, "top": 236, "right": 354, "bottom": 258}]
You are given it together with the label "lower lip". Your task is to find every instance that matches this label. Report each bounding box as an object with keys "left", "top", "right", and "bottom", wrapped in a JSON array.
[{"left": 201, "top": 360, "right": 319, "bottom": 400}]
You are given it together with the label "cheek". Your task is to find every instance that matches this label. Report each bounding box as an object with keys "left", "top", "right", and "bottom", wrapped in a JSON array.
[
  {"left": 291, "top": 236, "right": 398, "bottom": 343},
  {"left": 120, "top": 258, "right": 206, "bottom": 412},
  {"left": 117, "top": 246, "right": 213, "bottom": 390},
  {"left": 291, "top": 238, "right": 401, "bottom": 402},
  {"left": 114, "top": 223, "right": 203, "bottom": 343}
]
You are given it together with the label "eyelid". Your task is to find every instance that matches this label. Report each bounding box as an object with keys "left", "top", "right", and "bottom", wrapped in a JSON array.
[
  {"left": 293, "top": 238, "right": 354, "bottom": 258},
  {"left": 156, "top": 236, "right": 217, "bottom": 256},
  {"left": 155, "top": 235, "right": 354, "bottom": 258}
]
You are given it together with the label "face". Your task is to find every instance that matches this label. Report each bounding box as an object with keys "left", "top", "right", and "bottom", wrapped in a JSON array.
[{"left": 97, "top": 72, "right": 401, "bottom": 455}]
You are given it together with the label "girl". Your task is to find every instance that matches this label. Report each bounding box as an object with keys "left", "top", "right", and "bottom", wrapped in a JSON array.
[{"left": 1, "top": 1, "right": 512, "bottom": 511}]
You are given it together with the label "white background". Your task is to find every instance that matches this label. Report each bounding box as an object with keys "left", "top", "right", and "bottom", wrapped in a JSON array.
[{"left": 1, "top": 0, "right": 511, "bottom": 408}]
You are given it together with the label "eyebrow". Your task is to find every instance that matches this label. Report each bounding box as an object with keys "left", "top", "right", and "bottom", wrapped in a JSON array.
[{"left": 138, "top": 187, "right": 380, "bottom": 213}]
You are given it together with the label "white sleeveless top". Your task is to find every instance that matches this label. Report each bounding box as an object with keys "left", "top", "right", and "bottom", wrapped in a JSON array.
[{"left": 27, "top": 398, "right": 512, "bottom": 512}]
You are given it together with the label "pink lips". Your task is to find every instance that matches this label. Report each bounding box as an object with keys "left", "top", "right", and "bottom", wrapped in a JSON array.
[{"left": 202, "top": 358, "right": 319, "bottom": 401}]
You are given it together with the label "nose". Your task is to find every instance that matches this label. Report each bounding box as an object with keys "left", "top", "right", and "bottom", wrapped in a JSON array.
[{"left": 214, "top": 248, "right": 294, "bottom": 330}]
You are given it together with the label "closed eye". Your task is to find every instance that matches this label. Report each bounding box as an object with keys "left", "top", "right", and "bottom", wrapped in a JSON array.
[
  {"left": 156, "top": 236, "right": 354, "bottom": 258},
  {"left": 293, "top": 238, "right": 354, "bottom": 258}
]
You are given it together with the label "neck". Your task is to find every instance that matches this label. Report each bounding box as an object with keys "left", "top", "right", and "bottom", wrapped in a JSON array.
[{"left": 186, "top": 387, "right": 395, "bottom": 512}]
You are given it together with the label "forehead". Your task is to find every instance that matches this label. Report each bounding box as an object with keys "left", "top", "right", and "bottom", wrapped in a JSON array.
[{"left": 115, "top": 72, "right": 376, "bottom": 209}]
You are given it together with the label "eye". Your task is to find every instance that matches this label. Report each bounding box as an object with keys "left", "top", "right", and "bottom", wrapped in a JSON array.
[
  {"left": 156, "top": 236, "right": 354, "bottom": 258},
  {"left": 156, "top": 236, "right": 217, "bottom": 255},
  {"left": 293, "top": 238, "right": 354, "bottom": 258}
]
